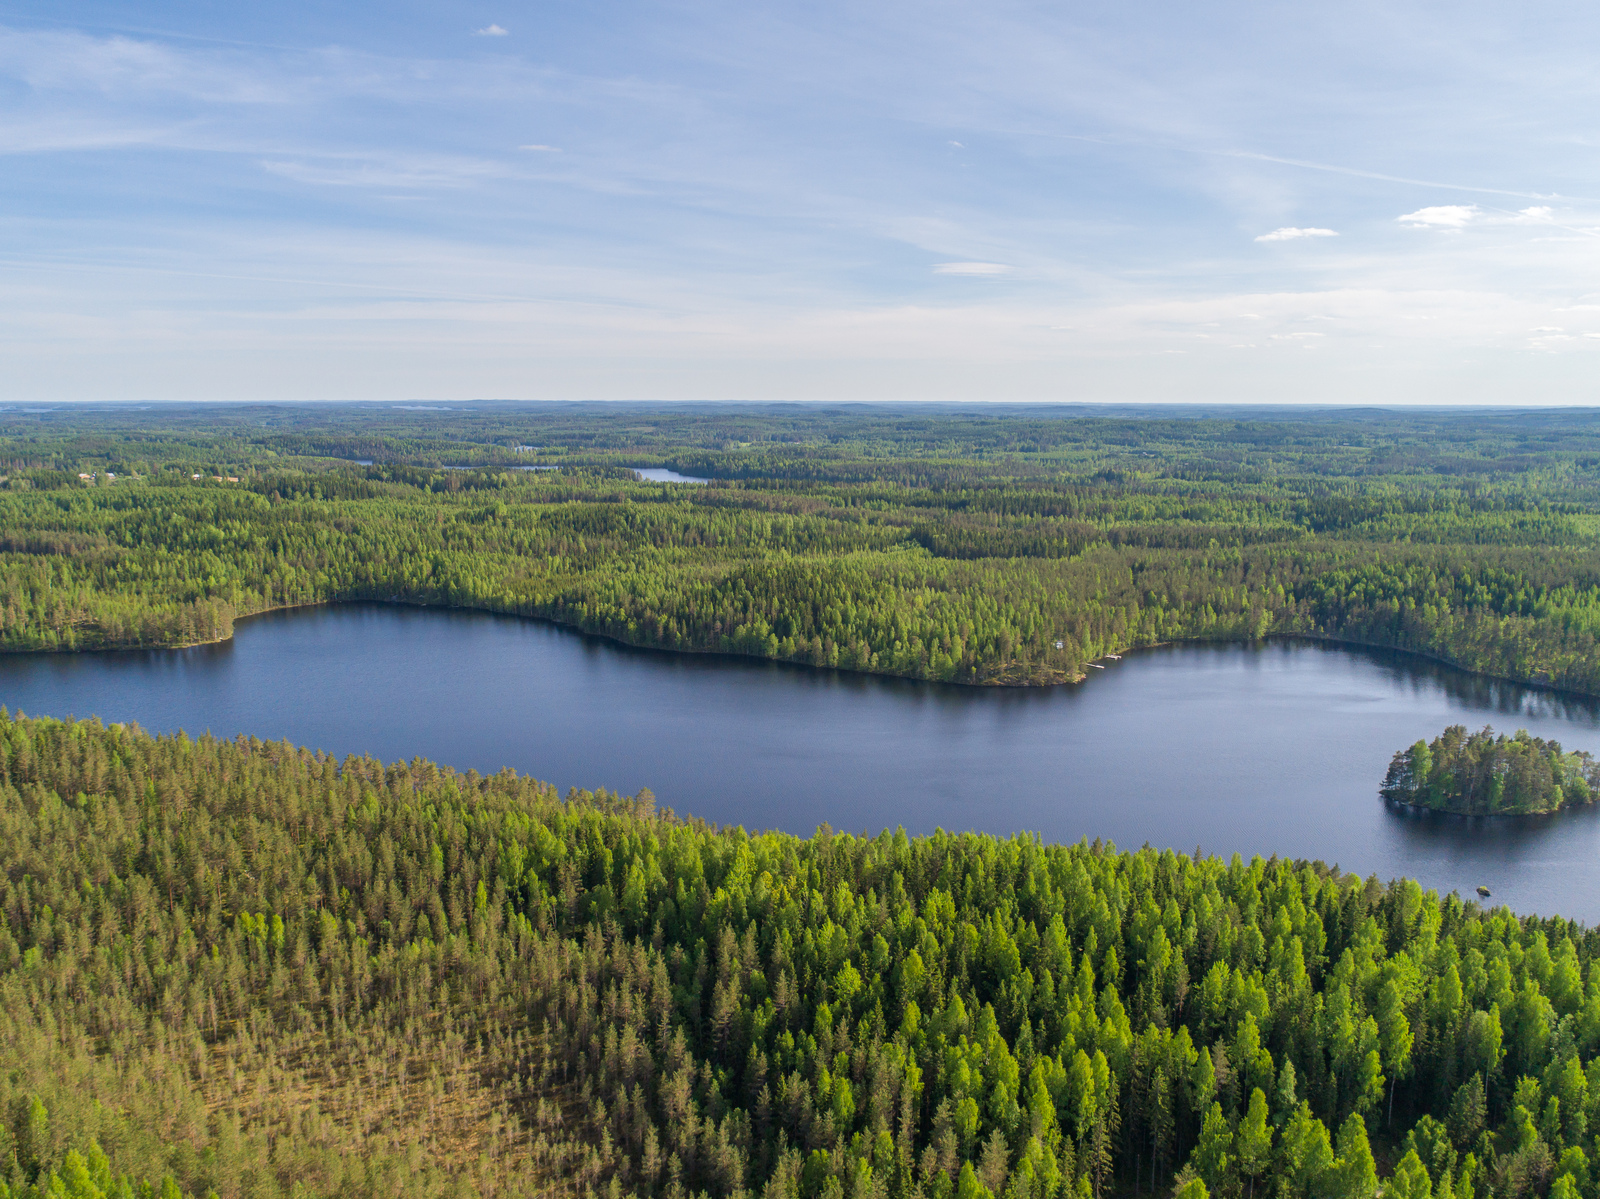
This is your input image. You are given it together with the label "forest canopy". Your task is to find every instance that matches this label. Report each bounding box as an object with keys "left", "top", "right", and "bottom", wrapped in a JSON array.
[
  {"left": 1380, "top": 726, "right": 1600, "bottom": 816},
  {"left": 3, "top": 711, "right": 1600, "bottom": 1199},
  {"left": 6, "top": 404, "right": 1600, "bottom": 691}
]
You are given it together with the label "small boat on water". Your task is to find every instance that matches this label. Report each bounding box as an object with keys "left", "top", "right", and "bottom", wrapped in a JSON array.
[
  {"left": 1106, "top": 654, "right": 1122, "bottom": 660},
  {"left": 1087, "top": 662, "right": 1105, "bottom": 670},
  {"left": 1477, "top": 885, "right": 1492, "bottom": 898}
]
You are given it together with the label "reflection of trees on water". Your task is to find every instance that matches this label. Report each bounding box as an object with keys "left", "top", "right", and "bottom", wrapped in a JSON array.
[
  {"left": 226, "top": 608, "right": 1600, "bottom": 727},
  {"left": 1096, "top": 636, "right": 1600, "bottom": 723},
  {"left": 1380, "top": 800, "right": 1600, "bottom": 883},
  {"left": 10, "top": 604, "right": 1600, "bottom": 918},
  {"left": 573, "top": 620, "right": 1600, "bottom": 725},
  {"left": 1348, "top": 643, "right": 1600, "bottom": 727},
  {"left": 1238, "top": 635, "right": 1600, "bottom": 725}
]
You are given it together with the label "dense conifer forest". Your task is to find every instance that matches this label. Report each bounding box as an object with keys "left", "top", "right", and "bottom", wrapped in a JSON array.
[
  {"left": 4, "top": 711, "right": 1600, "bottom": 1199},
  {"left": 1380, "top": 727, "right": 1600, "bottom": 816},
  {"left": 5, "top": 404, "right": 1600, "bottom": 691}
]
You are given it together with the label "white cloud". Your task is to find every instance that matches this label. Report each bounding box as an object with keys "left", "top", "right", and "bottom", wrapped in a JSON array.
[
  {"left": 0, "top": 27, "right": 292, "bottom": 104},
  {"left": 948, "top": 140, "right": 964, "bottom": 148},
  {"left": 260, "top": 153, "right": 513, "bottom": 189},
  {"left": 474, "top": 24, "right": 508, "bottom": 37},
  {"left": 9, "top": 7, "right": 1600, "bottom": 403},
  {"left": 933, "top": 261, "right": 1010, "bottom": 275},
  {"left": 1255, "top": 227, "right": 1338, "bottom": 242},
  {"left": 519, "top": 144, "right": 561, "bottom": 152},
  {"left": 1399, "top": 205, "right": 1479, "bottom": 228}
]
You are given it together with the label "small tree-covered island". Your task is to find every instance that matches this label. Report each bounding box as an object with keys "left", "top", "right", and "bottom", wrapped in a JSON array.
[
  {"left": 5, "top": 711, "right": 1600, "bottom": 1199},
  {"left": 1380, "top": 726, "right": 1600, "bottom": 816},
  {"left": 8, "top": 408, "right": 1600, "bottom": 1199}
]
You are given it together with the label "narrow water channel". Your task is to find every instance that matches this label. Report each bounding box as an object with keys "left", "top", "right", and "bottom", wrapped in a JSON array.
[{"left": 3, "top": 603, "right": 1599, "bottom": 920}]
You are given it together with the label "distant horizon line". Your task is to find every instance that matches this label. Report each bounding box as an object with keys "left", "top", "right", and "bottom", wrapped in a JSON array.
[{"left": 7, "top": 398, "right": 1600, "bottom": 413}]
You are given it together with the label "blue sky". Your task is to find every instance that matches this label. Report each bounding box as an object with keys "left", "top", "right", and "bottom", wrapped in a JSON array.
[{"left": 3, "top": 0, "right": 1599, "bottom": 403}]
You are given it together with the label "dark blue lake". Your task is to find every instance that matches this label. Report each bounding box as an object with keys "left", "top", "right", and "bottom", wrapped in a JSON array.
[{"left": 3, "top": 603, "right": 1599, "bottom": 921}]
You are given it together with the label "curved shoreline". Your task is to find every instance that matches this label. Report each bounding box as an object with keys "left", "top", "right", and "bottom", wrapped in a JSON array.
[
  {"left": 7, "top": 595, "right": 1600, "bottom": 708},
  {"left": 1381, "top": 795, "right": 1593, "bottom": 820},
  {"left": 10, "top": 595, "right": 1600, "bottom": 919}
]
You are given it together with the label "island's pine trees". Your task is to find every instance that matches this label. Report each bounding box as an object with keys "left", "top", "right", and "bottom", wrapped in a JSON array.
[{"left": 1381, "top": 726, "right": 1600, "bottom": 815}]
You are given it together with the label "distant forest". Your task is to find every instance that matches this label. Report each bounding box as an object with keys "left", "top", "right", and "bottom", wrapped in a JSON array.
[
  {"left": 6, "top": 403, "right": 1600, "bottom": 692},
  {"left": 5, "top": 710, "right": 1600, "bottom": 1199},
  {"left": 1381, "top": 726, "right": 1600, "bottom": 816}
]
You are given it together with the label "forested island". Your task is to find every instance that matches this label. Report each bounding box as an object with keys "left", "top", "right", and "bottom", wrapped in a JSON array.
[
  {"left": 1381, "top": 726, "right": 1600, "bottom": 816},
  {"left": 2, "top": 709, "right": 1598, "bottom": 1199},
  {"left": 4, "top": 404, "right": 1600, "bottom": 691}
]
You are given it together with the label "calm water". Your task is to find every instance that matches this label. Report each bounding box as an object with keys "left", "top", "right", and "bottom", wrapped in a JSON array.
[
  {"left": 4, "top": 604, "right": 1600, "bottom": 921},
  {"left": 631, "top": 467, "right": 710, "bottom": 483}
]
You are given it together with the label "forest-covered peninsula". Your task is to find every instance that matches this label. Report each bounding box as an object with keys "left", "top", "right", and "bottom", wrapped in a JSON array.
[
  {"left": 6, "top": 404, "right": 1600, "bottom": 691},
  {"left": 1380, "top": 726, "right": 1600, "bottom": 816},
  {"left": 3, "top": 709, "right": 1600, "bottom": 1199}
]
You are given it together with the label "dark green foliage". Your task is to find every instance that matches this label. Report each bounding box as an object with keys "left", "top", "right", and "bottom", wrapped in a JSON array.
[
  {"left": 8, "top": 407, "right": 1600, "bottom": 692},
  {"left": 1381, "top": 726, "right": 1600, "bottom": 815},
  {"left": 4, "top": 712, "right": 1600, "bottom": 1199}
]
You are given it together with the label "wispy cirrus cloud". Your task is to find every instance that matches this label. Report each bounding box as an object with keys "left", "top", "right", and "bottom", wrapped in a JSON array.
[
  {"left": 1255, "top": 227, "right": 1337, "bottom": 242},
  {"left": 6, "top": 0, "right": 1600, "bottom": 402},
  {"left": 933, "top": 262, "right": 1010, "bottom": 276},
  {"left": 0, "top": 26, "right": 292, "bottom": 103},
  {"left": 260, "top": 153, "right": 516, "bottom": 189}
]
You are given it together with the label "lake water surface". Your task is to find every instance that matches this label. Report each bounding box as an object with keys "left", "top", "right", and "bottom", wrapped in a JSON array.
[
  {"left": 4, "top": 604, "right": 1600, "bottom": 920},
  {"left": 632, "top": 467, "right": 710, "bottom": 483}
]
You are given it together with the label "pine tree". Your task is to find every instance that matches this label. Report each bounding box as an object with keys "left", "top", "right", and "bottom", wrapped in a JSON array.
[{"left": 1235, "top": 1090, "right": 1272, "bottom": 1199}]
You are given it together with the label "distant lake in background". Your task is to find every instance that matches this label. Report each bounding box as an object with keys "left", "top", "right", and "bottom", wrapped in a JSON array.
[
  {"left": 3, "top": 603, "right": 1599, "bottom": 920},
  {"left": 631, "top": 467, "right": 710, "bottom": 483}
]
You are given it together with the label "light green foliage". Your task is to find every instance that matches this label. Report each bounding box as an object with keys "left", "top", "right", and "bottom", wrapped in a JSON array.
[
  {"left": 1332, "top": 1113, "right": 1378, "bottom": 1199},
  {"left": 0, "top": 710, "right": 1598, "bottom": 1199},
  {"left": 1545, "top": 1054, "right": 1589, "bottom": 1144},
  {"left": 1237, "top": 1089, "right": 1274, "bottom": 1195},
  {"left": 1277, "top": 1103, "right": 1335, "bottom": 1199},
  {"left": 1385, "top": 1150, "right": 1432, "bottom": 1199},
  {"left": 0, "top": 1141, "right": 165, "bottom": 1199},
  {"left": 10, "top": 407, "right": 1600, "bottom": 700},
  {"left": 1193, "top": 1103, "right": 1234, "bottom": 1189},
  {"left": 1556, "top": 1147, "right": 1589, "bottom": 1191},
  {"left": 1378, "top": 980, "right": 1414, "bottom": 1079}
]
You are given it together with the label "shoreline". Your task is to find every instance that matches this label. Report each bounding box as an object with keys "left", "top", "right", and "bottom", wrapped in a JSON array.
[
  {"left": 4, "top": 596, "right": 1596, "bottom": 703},
  {"left": 1382, "top": 794, "right": 1596, "bottom": 820}
]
